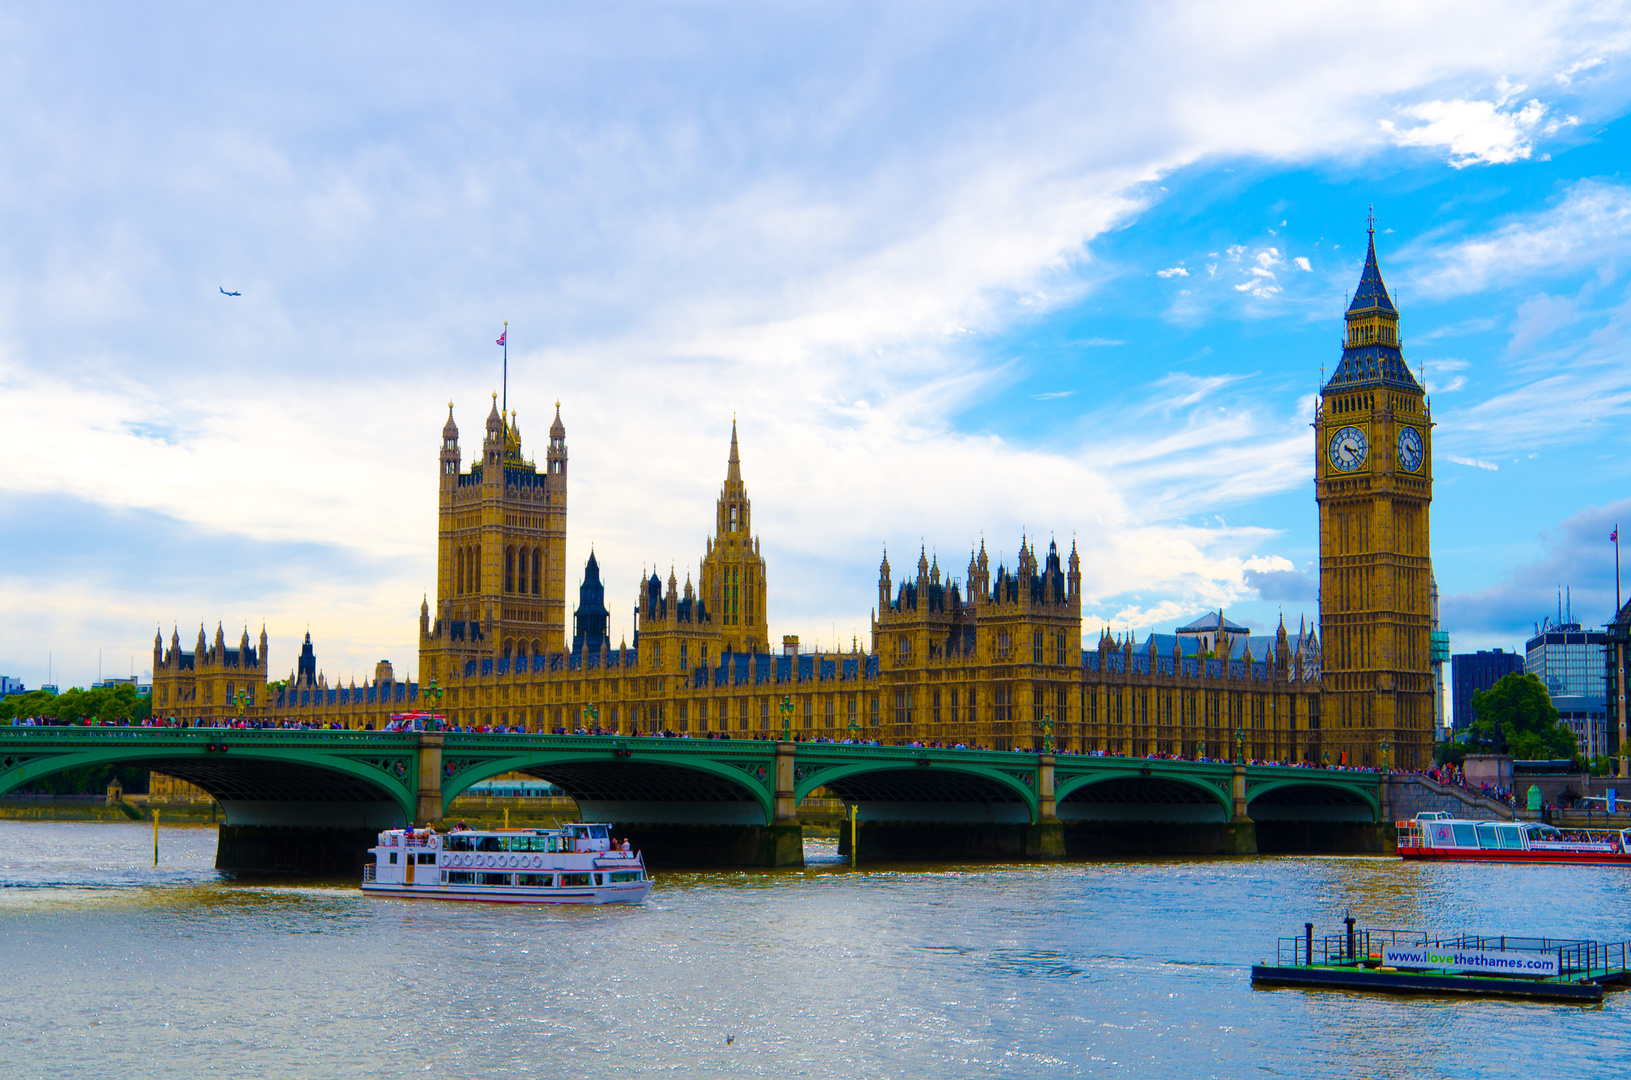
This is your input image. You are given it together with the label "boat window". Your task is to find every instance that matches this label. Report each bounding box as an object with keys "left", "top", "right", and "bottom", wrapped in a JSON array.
[
  {"left": 478, "top": 837, "right": 503, "bottom": 852},
  {"left": 594, "top": 873, "right": 604, "bottom": 886},
  {"left": 445, "top": 835, "right": 472, "bottom": 852},
  {"left": 477, "top": 872, "right": 511, "bottom": 886},
  {"left": 417, "top": 853, "right": 436, "bottom": 865},
  {"left": 1474, "top": 824, "right": 1499, "bottom": 849},
  {"left": 610, "top": 870, "right": 642, "bottom": 883},
  {"left": 590, "top": 826, "right": 608, "bottom": 839},
  {"left": 445, "top": 871, "right": 474, "bottom": 885},
  {"left": 389, "top": 852, "right": 398, "bottom": 864},
  {"left": 518, "top": 874, "right": 553, "bottom": 887},
  {"left": 560, "top": 873, "right": 593, "bottom": 888},
  {"left": 1451, "top": 824, "right": 1477, "bottom": 848},
  {"left": 1498, "top": 827, "right": 1524, "bottom": 850},
  {"left": 1429, "top": 823, "right": 1454, "bottom": 846}
]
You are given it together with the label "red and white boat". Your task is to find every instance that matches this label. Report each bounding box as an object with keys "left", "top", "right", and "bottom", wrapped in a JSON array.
[
  {"left": 362, "top": 822, "right": 653, "bottom": 903},
  {"left": 1398, "top": 817, "right": 1631, "bottom": 865}
]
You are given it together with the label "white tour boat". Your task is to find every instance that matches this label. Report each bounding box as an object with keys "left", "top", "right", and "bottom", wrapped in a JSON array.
[{"left": 362, "top": 822, "right": 653, "bottom": 904}]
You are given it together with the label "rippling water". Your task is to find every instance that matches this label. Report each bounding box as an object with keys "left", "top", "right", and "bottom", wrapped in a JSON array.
[{"left": 0, "top": 820, "right": 1625, "bottom": 1078}]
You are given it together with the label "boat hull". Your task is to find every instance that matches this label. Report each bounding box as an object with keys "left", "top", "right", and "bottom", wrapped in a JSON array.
[
  {"left": 1398, "top": 846, "right": 1631, "bottom": 866},
  {"left": 361, "top": 881, "right": 652, "bottom": 905}
]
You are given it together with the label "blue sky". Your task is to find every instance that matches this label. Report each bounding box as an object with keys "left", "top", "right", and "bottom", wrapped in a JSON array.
[{"left": 2, "top": 3, "right": 1630, "bottom": 691}]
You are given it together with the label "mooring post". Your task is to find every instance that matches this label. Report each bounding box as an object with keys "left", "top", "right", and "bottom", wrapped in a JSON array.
[
  {"left": 415, "top": 733, "right": 444, "bottom": 827},
  {"left": 1344, "top": 915, "right": 1356, "bottom": 961},
  {"left": 1305, "top": 922, "right": 1314, "bottom": 966}
]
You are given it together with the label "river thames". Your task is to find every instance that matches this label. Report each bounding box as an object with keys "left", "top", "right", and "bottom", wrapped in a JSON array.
[{"left": 0, "top": 820, "right": 1624, "bottom": 1078}]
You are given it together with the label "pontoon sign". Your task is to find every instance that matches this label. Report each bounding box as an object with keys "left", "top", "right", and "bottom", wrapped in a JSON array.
[{"left": 1382, "top": 946, "right": 1559, "bottom": 977}]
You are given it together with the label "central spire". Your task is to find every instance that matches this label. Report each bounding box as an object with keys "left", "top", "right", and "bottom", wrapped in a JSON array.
[{"left": 727, "top": 415, "right": 741, "bottom": 485}]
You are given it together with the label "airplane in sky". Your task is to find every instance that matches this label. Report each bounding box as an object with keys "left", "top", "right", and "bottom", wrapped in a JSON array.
[{"left": 219, "top": 287, "right": 241, "bottom": 296}]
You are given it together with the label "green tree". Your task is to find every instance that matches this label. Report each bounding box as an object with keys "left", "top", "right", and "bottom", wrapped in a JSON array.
[
  {"left": 1470, "top": 672, "right": 1578, "bottom": 762},
  {"left": 1433, "top": 739, "right": 1469, "bottom": 767}
]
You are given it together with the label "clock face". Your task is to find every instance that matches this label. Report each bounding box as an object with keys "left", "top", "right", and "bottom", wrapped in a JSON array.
[
  {"left": 1328, "top": 426, "right": 1368, "bottom": 472},
  {"left": 1397, "top": 426, "right": 1424, "bottom": 472}
]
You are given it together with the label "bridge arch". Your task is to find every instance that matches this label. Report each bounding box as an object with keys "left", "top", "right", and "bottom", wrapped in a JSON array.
[
  {"left": 444, "top": 750, "right": 775, "bottom": 826},
  {"left": 0, "top": 743, "right": 416, "bottom": 828},
  {"left": 1055, "top": 772, "right": 1232, "bottom": 823},
  {"left": 797, "top": 761, "right": 1039, "bottom": 825},
  {"left": 1247, "top": 779, "right": 1379, "bottom": 822}
]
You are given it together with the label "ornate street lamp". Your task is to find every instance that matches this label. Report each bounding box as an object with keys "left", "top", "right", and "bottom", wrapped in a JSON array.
[
  {"left": 1379, "top": 739, "right": 1391, "bottom": 773},
  {"left": 1195, "top": 740, "right": 1205, "bottom": 762},
  {"left": 582, "top": 703, "right": 599, "bottom": 733},
  {"left": 1041, "top": 712, "right": 1054, "bottom": 754},
  {"left": 779, "top": 695, "right": 795, "bottom": 742},
  {"left": 233, "top": 688, "right": 250, "bottom": 726},
  {"left": 1233, "top": 728, "right": 1246, "bottom": 765},
  {"left": 426, "top": 677, "right": 444, "bottom": 729},
  {"left": 848, "top": 713, "right": 860, "bottom": 743}
]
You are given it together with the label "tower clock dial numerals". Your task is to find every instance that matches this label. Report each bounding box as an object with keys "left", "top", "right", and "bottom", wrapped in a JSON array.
[
  {"left": 1396, "top": 426, "right": 1424, "bottom": 473},
  {"left": 1327, "top": 425, "right": 1368, "bottom": 472}
]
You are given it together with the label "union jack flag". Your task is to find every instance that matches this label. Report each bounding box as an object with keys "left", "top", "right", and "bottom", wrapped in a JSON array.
[{"left": 496, "top": 330, "right": 506, "bottom": 347}]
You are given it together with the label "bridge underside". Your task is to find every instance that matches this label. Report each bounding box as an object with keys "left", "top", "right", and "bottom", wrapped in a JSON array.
[
  {"left": 1249, "top": 784, "right": 1390, "bottom": 854},
  {"left": 511, "top": 762, "right": 794, "bottom": 867},
  {"left": 826, "top": 768, "right": 1052, "bottom": 861},
  {"left": 141, "top": 759, "right": 406, "bottom": 876}
]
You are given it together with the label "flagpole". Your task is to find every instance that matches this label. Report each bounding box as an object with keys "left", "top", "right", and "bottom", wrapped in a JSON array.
[
  {"left": 1616, "top": 524, "right": 1621, "bottom": 614},
  {"left": 502, "top": 320, "right": 508, "bottom": 420}
]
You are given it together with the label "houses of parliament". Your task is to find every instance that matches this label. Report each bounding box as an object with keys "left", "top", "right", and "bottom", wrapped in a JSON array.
[{"left": 152, "top": 226, "right": 1436, "bottom": 769}]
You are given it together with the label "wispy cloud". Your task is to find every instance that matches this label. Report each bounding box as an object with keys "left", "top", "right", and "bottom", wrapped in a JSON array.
[
  {"left": 1446, "top": 453, "right": 1500, "bottom": 471},
  {"left": 1413, "top": 180, "right": 1631, "bottom": 296}
]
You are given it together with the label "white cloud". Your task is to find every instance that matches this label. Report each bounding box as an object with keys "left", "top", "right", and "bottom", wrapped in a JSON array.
[
  {"left": 1380, "top": 93, "right": 1563, "bottom": 167},
  {"left": 1446, "top": 454, "right": 1500, "bottom": 471},
  {"left": 1157, "top": 266, "right": 1189, "bottom": 278},
  {"left": 1293, "top": 256, "right": 1312, "bottom": 272},
  {"left": 1031, "top": 390, "right": 1075, "bottom": 400}
]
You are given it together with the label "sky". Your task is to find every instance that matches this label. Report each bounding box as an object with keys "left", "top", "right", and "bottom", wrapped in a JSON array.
[{"left": 1, "top": 3, "right": 1630, "bottom": 695}]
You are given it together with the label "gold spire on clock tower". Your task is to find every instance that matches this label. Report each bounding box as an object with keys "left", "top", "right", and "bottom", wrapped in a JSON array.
[{"left": 1316, "top": 218, "right": 1434, "bottom": 770}]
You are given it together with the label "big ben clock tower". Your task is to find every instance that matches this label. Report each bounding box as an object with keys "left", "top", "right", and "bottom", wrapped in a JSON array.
[{"left": 1316, "top": 218, "right": 1434, "bottom": 770}]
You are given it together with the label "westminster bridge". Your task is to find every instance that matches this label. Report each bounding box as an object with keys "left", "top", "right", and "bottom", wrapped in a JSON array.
[{"left": 0, "top": 728, "right": 1388, "bottom": 872}]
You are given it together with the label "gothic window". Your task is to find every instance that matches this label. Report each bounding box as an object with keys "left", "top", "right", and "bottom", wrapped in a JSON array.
[
  {"left": 473, "top": 545, "right": 481, "bottom": 591},
  {"left": 893, "top": 689, "right": 911, "bottom": 728},
  {"left": 869, "top": 694, "right": 880, "bottom": 726},
  {"left": 994, "top": 685, "right": 1010, "bottom": 726},
  {"left": 505, "top": 547, "right": 515, "bottom": 593},
  {"left": 456, "top": 548, "right": 464, "bottom": 595},
  {"left": 932, "top": 688, "right": 941, "bottom": 724},
  {"left": 1055, "top": 634, "right": 1067, "bottom": 667},
  {"left": 948, "top": 688, "right": 959, "bottom": 724},
  {"left": 897, "top": 635, "right": 910, "bottom": 662},
  {"left": 729, "top": 505, "right": 739, "bottom": 532},
  {"left": 997, "top": 630, "right": 1010, "bottom": 658},
  {"left": 516, "top": 546, "right": 528, "bottom": 596},
  {"left": 679, "top": 642, "right": 688, "bottom": 670},
  {"left": 824, "top": 696, "right": 834, "bottom": 727},
  {"left": 802, "top": 696, "right": 813, "bottom": 729},
  {"left": 760, "top": 699, "right": 770, "bottom": 729},
  {"left": 1032, "top": 631, "right": 1044, "bottom": 665},
  {"left": 531, "top": 548, "right": 541, "bottom": 595}
]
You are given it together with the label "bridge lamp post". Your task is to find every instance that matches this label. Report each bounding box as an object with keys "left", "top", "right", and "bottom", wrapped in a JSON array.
[
  {"left": 779, "top": 696, "right": 795, "bottom": 742},
  {"left": 1379, "top": 740, "right": 1391, "bottom": 774},
  {"left": 1195, "top": 740, "right": 1205, "bottom": 762},
  {"left": 1041, "top": 713, "right": 1054, "bottom": 754},
  {"left": 582, "top": 703, "right": 599, "bottom": 734},
  {"left": 1233, "top": 728, "right": 1246, "bottom": 765},
  {"left": 848, "top": 714, "right": 859, "bottom": 744},
  {"left": 233, "top": 688, "right": 250, "bottom": 729},
  {"left": 426, "top": 678, "right": 444, "bottom": 729}
]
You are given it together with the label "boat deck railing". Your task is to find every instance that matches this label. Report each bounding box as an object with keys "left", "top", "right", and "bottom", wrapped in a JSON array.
[{"left": 1273, "top": 925, "right": 1631, "bottom": 979}]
